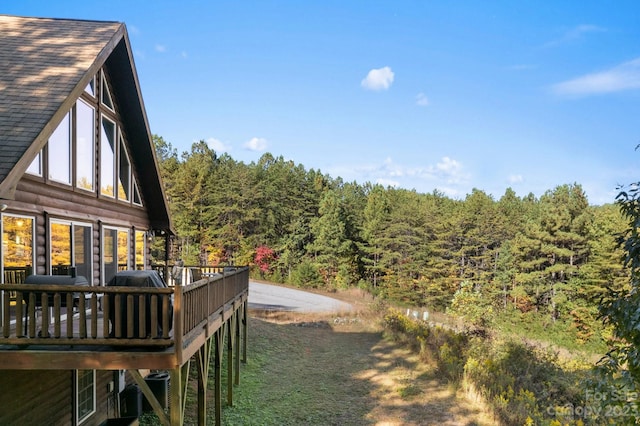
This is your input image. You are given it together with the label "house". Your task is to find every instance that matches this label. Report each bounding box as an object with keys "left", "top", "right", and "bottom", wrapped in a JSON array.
[{"left": 0, "top": 15, "right": 248, "bottom": 426}]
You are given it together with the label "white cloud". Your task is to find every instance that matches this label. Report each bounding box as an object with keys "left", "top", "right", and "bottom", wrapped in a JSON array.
[
  {"left": 244, "top": 137, "right": 268, "bottom": 152},
  {"left": 361, "top": 66, "right": 394, "bottom": 91},
  {"left": 181, "top": 51, "right": 188, "bottom": 59},
  {"left": 326, "top": 156, "right": 471, "bottom": 197},
  {"left": 205, "top": 137, "right": 231, "bottom": 153},
  {"left": 370, "top": 156, "right": 469, "bottom": 185},
  {"left": 432, "top": 157, "right": 468, "bottom": 184},
  {"left": 155, "top": 44, "right": 166, "bottom": 53},
  {"left": 416, "top": 92, "right": 429, "bottom": 106},
  {"left": 552, "top": 58, "right": 640, "bottom": 96},
  {"left": 508, "top": 174, "right": 524, "bottom": 184},
  {"left": 358, "top": 156, "right": 468, "bottom": 184}
]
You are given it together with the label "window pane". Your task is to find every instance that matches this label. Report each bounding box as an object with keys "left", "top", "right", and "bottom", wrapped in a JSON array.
[
  {"left": 133, "top": 180, "right": 142, "bottom": 206},
  {"left": 118, "top": 136, "right": 131, "bottom": 201},
  {"left": 117, "top": 230, "right": 129, "bottom": 271},
  {"left": 76, "top": 370, "right": 95, "bottom": 423},
  {"left": 74, "top": 224, "right": 92, "bottom": 281},
  {"left": 84, "top": 77, "right": 95, "bottom": 97},
  {"left": 48, "top": 113, "right": 71, "bottom": 184},
  {"left": 1, "top": 215, "right": 34, "bottom": 326},
  {"left": 101, "top": 72, "right": 114, "bottom": 110},
  {"left": 103, "top": 228, "right": 117, "bottom": 284},
  {"left": 51, "top": 222, "right": 72, "bottom": 275},
  {"left": 2, "top": 215, "right": 34, "bottom": 271},
  {"left": 100, "top": 117, "right": 116, "bottom": 197},
  {"left": 135, "top": 231, "right": 145, "bottom": 270},
  {"left": 76, "top": 100, "right": 95, "bottom": 191},
  {"left": 26, "top": 151, "right": 42, "bottom": 176}
]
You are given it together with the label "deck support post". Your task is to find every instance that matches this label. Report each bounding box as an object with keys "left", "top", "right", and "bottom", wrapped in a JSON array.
[
  {"left": 214, "top": 326, "right": 225, "bottom": 426},
  {"left": 234, "top": 307, "right": 241, "bottom": 385},
  {"left": 168, "top": 360, "right": 190, "bottom": 426},
  {"left": 242, "top": 299, "right": 248, "bottom": 364},
  {"left": 196, "top": 337, "right": 213, "bottom": 426},
  {"left": 227, "top": 312, "right": 236, "bottom": 406}
]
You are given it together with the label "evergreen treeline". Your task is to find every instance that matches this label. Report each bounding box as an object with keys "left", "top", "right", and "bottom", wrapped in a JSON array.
[{"left": 155, "top": 137, "right": 629, "bottom": 344}]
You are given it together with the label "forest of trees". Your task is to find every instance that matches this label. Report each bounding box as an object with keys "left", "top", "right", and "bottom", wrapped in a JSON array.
[{"left": 154, "top": 136, "right": 630, "bottom": 346}]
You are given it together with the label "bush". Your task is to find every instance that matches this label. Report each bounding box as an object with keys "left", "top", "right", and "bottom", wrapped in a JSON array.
[
  {"left": 289, "top": 260, "right": 322, "bottom": 288},
  {"left": 383, "top": 309, "right": 467, "bottom": 381},
  {"left": 447, "top": 280, "right": 493, "bottom": 329}
]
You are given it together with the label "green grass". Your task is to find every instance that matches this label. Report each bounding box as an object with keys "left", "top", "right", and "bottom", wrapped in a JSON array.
[{"left": 215, "top": 317, "right": 378, "bottom": 425}]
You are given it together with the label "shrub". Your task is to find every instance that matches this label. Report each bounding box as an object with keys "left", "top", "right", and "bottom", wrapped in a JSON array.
[
  {"left": 383, "top": 308, "right": 593, "bottom": 425},
  {"left": 447, "top": 280, "right": 493, "bottom": 329},
  {"left": 383, "top": 309, "right": 468, "bottom": 381},
  {"left": 289, "top": 260, "right": 322, "bottom": 288}
]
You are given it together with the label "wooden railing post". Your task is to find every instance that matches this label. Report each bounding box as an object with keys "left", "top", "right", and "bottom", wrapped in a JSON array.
[{"left": 174, "top": 285, "right": 183, "bottom": 364}]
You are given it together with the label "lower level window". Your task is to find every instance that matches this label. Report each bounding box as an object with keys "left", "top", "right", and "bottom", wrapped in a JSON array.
[{"left": 76, "top": 369, "right": 95, "bottom": 424}]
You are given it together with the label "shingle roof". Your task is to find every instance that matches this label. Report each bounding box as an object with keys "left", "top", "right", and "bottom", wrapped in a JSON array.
[
  {"left": 0, "top": 15, "right": 172, "bottom": 232},
  {"left": 0, "top": 15, "right": 122, "bottom": 190}
]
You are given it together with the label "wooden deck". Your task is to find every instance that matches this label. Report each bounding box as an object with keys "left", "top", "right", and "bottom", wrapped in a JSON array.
[
  {"left": 0, "top": 267, "right": 249, "bottom": 425},
  {"left": 0, "top": 266, "right": 249, "bottom": 370}
]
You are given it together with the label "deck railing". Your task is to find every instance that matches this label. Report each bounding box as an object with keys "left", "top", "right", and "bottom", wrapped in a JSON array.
[{"left": 0, "top": 266, "right": 249, "bottom": 351}]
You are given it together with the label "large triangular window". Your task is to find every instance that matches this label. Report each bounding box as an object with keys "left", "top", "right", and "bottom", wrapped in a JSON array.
[{"left": 27, "top": 67, "right": 146, "bottom": 209}]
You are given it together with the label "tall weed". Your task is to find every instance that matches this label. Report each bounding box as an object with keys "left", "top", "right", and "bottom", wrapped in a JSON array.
[{"left": 383, "top": 308, "right": 597, "bottom": 425}]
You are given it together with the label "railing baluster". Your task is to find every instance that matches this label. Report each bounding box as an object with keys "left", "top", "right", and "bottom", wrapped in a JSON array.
[
  {"left": 41, "top": 292, "right": 49, "bottom": 338},
  {"left": 91, "top": 294, "right": 98, "bottom": 338},
  {"left": 114, "top": 294, "right": 122, "bottom": 338},
  {"left": 103, "top": 294, "right": 110, "bottom": 338},
  {"left": 2, "top": 291, "right": 10, "bottom": 338},
  {"left": 79, "top": 296, "right": 86, "bottom": 338},
  {"left": 53, "top": 294, "right": 61, "bottom": 338},
  {"left": 16, "top": 292, "right": 23, "bottom": 338},
  {"left": 66, "top": 293, "right": 73, "bottom": 338},
  {"left": 28, "top": 293, "right": 36, "bottom": 338},
  {"left": 150, "top": 294, "right": 158, "bottom": 338},
  {"left": 139, "top": 296, "right": 146, "bottom": 338},
  {"left": 126, "top": 294, "right": 134, "bottom": 338},
  {"left": 162, "top": 295, "right": 169, "bottom": 338}
]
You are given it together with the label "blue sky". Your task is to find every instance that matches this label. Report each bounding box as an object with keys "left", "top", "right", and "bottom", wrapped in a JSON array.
[{"left": 6, "top": 1, "right": 640, "bottom": 204}]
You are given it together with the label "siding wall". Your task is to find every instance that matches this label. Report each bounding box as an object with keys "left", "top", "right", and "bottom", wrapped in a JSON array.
[
  {"left": 0, "top": 370, "right": 73, "bottom": 425},
  {"left": 0, "top": 370, "right": 122, "bottom": 425}
]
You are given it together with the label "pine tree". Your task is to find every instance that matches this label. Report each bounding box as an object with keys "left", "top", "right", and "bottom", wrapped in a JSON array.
[
  {"left": 307, "top": 189, "right": 351, "bottom": 286},
  {"left": 361, "top": 185, "right": 390, "bottom": 289}
]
